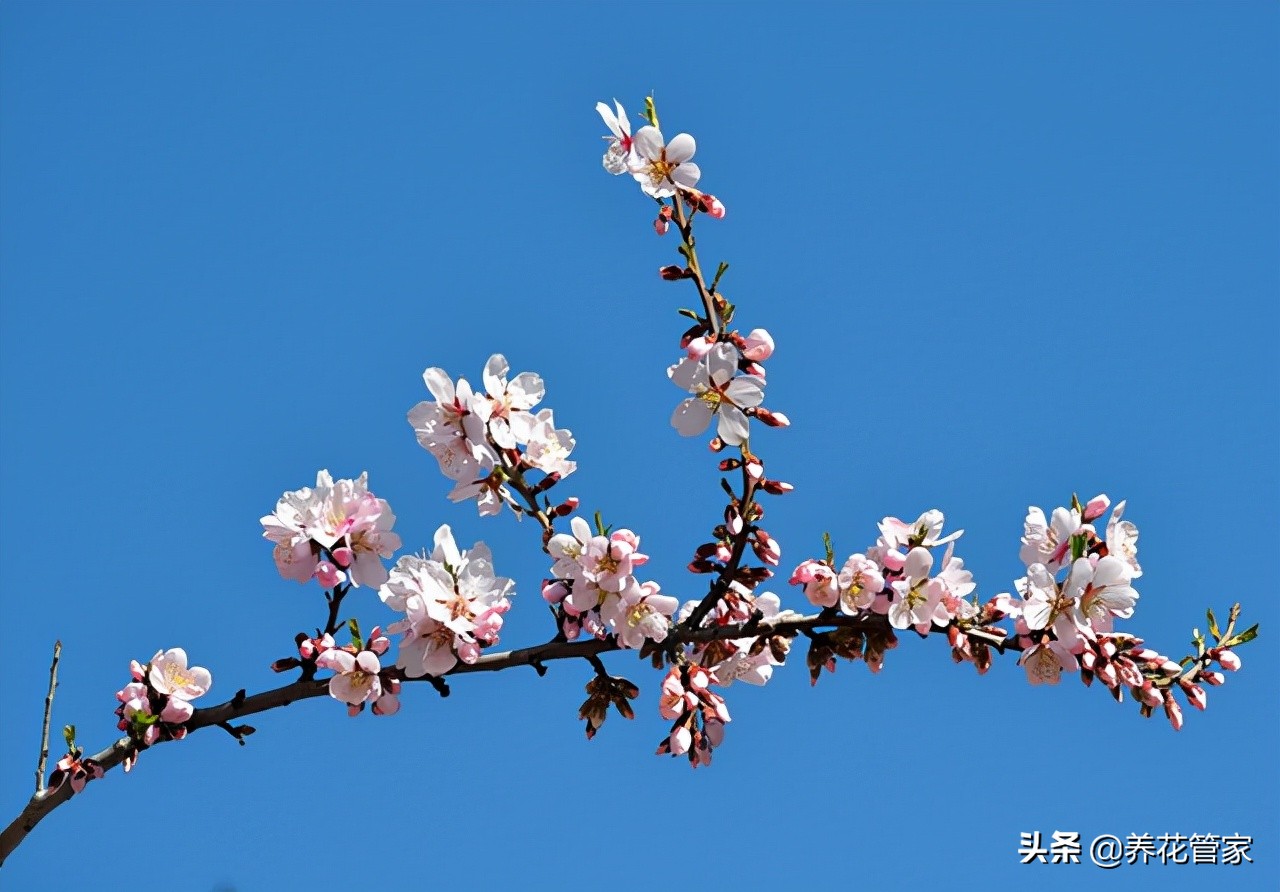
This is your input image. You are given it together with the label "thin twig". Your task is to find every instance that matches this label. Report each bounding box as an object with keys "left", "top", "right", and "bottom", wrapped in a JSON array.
[{"left": 34, "top": 641, "right": 61, "bottom": 794}]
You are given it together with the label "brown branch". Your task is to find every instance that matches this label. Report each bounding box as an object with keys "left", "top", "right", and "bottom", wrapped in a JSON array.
[
  {"left": 0, "top": 608, "right": 971, "bottom": 865},
  {"left": 34, "top": 641, "right": 61, "bottom": 793}
]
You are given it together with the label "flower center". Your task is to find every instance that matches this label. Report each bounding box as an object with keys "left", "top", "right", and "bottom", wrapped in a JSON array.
[
  {"left": 1031, "top": 647, "right": 1059, "bottom": 681},
  {"left": 627, "top": 602, "right": 653, "bottom": 628},
  {"left": 645, "top": 156, "right": 677, "bottom": 185}
]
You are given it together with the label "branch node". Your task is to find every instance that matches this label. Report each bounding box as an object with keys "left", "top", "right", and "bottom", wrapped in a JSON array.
[{"left": 216, "top": 721, "right": 257, "bottom": 746}]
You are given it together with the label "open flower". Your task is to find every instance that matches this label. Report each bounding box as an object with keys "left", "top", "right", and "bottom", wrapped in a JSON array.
[
  {"left": 1020, "top": 639, "right": 1077, "bottom": 685},
  {"left": 630, "top": 125, "right": 700, "bottom": 198},
  {"left": 596, "top": 99, "right": 635, "bottom": 174},
  {"left": 148, "top": 648, "right": 212, "bottom": 701},
  {"left": 669, "top": 343, "right": 764, "bottom": 445}
]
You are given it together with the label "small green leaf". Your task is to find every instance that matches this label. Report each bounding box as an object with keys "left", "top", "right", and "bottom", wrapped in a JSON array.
[
  {"left": 643, "top": 95, "right": 659, "bottom": 129},
  {"left": 1070, "top": 492, "right": 1083, "bottom": 514},
  {"left": 1225, "top": 623, "right": 1259, "bottom": 647},
  {"left": 677, "top": 308, "right": 699, "bottom": 320},
  {"left": 1206, "top": 608, "right": 1221, "bottom": 641},
  {"left": 822, "top": 532, "right": 835, "bottom": 566},
  {"left": 1070, "top": 533, "right": 1086, "bottom": 561},
  {"left": 711, "top": 261, "right": 729, "bottom": 292},
  {"left": 347, "top": 618, "right": 363, "bottom": 651},
  {"left": 63, "top": 725, "right": 76, "bottom": 751}
]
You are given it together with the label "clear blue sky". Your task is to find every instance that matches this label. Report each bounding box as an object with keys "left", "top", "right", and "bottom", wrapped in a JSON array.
[{"left": 1, "top": 2, "right": 1276, "bottom": 889}]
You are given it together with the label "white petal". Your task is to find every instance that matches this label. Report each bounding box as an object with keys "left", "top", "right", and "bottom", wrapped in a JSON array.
[
  {"left": 672, "top": 399, "right": 713, "bottom": 437},
  {"left": 725, "top": 376, "right": 764, "bottom": 408},
  {"left": 717, "top": 406, "right": 750, "bottom": 445},
  {"left": 422, "top": 368, "right": 455, "bottom": 404},
  {"left": 665, "top": 133, "right": 696, "bottom": 163},
  {"left": 672, "top": 162, "right": 701, "bottom": 189},
  {"left": 483, "top": 354, "right": 509, "bottom": 397},
  {"left": 632, "top": 126, "right": 665, "bottom": 159},
  {"left": 595, "top": 101, "right": 621, "bottom": 138}
]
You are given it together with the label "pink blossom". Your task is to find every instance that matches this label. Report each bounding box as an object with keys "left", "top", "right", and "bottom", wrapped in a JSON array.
[
  {"left": 791, "top": 559, "right": 838, "bottom": 608},
  {"left": 1082, "top": 493, "right": 1111, "bottom": 522},
  {"left": 1019, "top": 640, "right": 1077, "bottom": 685},
  {"left": 381, "top": 526, "right": 513, "bottom": 679},
  {"left": 148, "top": 648, "right": 212, "bottom": 701},
  {"left": 740, "top": 329, "right": 774, "bottom": 362}
]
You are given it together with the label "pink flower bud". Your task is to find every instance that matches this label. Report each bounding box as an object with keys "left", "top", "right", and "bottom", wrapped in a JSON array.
[
  {"left": 1180, "top": 681, "right": 1207, "bottom": 710},
  {"left": 1163, "top": 692, "right": 1184, "bottom": 731},
  {"left": 654, "top": 216, "right": 670, "bottom": 236},
  {"left": 1216, "top": 649, "right": 1241, "bottom": 671},
  {"left": 1200, "top": 670, "right": 1225, "bottom": 686},
  {"left": 1095, "top": 662, "right": 1118, "bottom": 688},
  {"left": 330, "top": 546, "right": 354, "bottom": 568},
  {"left": 753, "top": 530, "right": 781, "bottom": 566},
  {"left": 1082, "top": 494, "right": 1111, "bottom": 522},
  {"left": 542, "top": 580, "right": 569, "bottom": 605},
  {"left": 669, "top": 726, "right": 692, "bottom": 755},
  {"left": 129, "top": 660, "right": 146, "bottom": 682},
  {"left": 741, "top": 328, "right": 774, "bottom": 362},
  {"left": 314, "top": 561, "right": 346, "bottom": 589}
]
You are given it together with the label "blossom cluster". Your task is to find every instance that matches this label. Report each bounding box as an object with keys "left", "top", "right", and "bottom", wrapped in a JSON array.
[
  {"left": 655, "top": 665, "right": 730, "bottom": 767},
  {"left": 261, "top": 470, "right": 401, "bottom": 589},
  {"left": 113, "top": 648, "right": 212, "bottom": 769},
  {"left": 543, "top": 516, "right": 677, "bottom": 647},
  {"left": 680, "top": 590, "right": 796, "bottom": 688},
  {"left": 996, "top": 495, "right": 1141, "bottom": 685},
  {"left": 408, "top": 355, "right": 575, "bottom": 516},
  {"left": 379, "top": 524, "right": 513, "bottom": 677},
  {"left": 301, "top": 629, "right": 401, "bottom": 716},
  {"left": 792, "top": 508, "right": 976, "bottom": 640}
]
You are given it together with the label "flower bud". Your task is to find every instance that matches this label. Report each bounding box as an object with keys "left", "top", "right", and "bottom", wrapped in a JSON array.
[{"left": 1082, "top": 494, "right": 1111, "bottom": 522}]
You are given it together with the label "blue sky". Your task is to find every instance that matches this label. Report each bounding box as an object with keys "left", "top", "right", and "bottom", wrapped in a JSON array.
[{"left": 1, "top": 2, "right": 1275, "bottom": 889}]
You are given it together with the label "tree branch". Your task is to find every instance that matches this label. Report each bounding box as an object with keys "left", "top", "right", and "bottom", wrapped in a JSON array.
[
  {"left": 33, "top": 641, "right": 61, "bottom": 794},
  {"left": 0, "top": 608, "right": 993, "bottom": 865}
]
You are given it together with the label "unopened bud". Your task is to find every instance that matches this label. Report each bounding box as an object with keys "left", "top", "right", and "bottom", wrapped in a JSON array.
[
  {"left": 754, "top": 407, "right": 791, "bottom": 428},
  {"left": 1082, "top": 494, "right": 1111, "bottom": 522},
  {"left": 660, "top": 265, "right": 691, "bottom": 281},
  {"left": 1179, "top": 680, "right": 1207, "bottom": 710},
  {"left": 759, "top": 479, "right": 794, "bottom": 495},
  {"left": 553, "top": 497, "right": 580, "bottom": 517}
]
